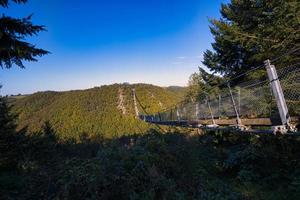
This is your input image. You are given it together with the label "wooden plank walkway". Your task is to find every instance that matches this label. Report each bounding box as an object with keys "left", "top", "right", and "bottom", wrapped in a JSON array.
[{"left": 148, "top": 117, "right": 299, "bottom": 127}]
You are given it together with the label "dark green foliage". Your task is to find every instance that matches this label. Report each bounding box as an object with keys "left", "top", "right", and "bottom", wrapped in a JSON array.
[
  {"left": 2, "top": 126, "right": 300, "bottom": 199},
  {"left": 11, "top": 84, "right": 183, "bottom": 140},
  {"left": 2, "top": 94, "right": 300, "bottom": 199},
  {"left": 203, "top": 0, "right": 300, "bottom": 81},
  {"left": 0, "top": 0, "right": 49, "bottom": 68},
  {"left": 165, "top": 86, "right": 187, "bottom": 99},
  {"left": 0, "top": 95, "right": 16, "bottom": 135},
  {"left": 185, "top": 67, "right": 224, "bottom": 102},
  {"left": 0, "top": 95, "right": 19, "bottom": 170},
  {"left": 0, "top": 0, "right": 27, "bottom": 7}
]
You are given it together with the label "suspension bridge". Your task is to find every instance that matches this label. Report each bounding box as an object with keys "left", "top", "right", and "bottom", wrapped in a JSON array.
[{"left": 132, "top": 49, "right": 300, "bottom": 135}]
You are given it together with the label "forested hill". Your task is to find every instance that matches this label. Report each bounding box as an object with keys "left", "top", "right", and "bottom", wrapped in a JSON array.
[{"left": 11, "top": 84, "right": 184, "bottom": 140}]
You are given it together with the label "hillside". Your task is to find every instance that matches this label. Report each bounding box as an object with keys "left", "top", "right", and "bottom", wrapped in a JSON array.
[
  {"left": 164, "top": 86, "right": 187, "bottom": 98},
  {"left": 11, "top": 84, "right": 183, "bottom": 140}
]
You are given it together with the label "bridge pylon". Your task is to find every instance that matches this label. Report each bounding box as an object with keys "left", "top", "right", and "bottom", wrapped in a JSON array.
[{"left": 264, "top": 60, "right": 297, "bottom": 134}]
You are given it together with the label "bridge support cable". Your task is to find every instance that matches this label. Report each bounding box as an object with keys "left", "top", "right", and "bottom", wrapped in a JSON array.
[
  {"left": 132, "top": 88, "right": 166, "bottom": 133},
  {"left": 195, "top": 103, "right": 199, "bottom": 120},
  {"left": 207, "top": 97, "right": 218, "bottom": 128},
  {"left": 227, "top": 83, "right": 247, "bottom": 130}
]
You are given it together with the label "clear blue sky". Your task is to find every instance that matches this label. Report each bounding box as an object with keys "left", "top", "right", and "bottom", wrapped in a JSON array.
[{"left": 1, "top": 0, "right": 227, "bottom": 95}]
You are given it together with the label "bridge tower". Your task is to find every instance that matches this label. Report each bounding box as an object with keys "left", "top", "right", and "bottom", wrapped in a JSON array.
[{"left": 264, "top": 60, "right": 296, "bottom": 134}]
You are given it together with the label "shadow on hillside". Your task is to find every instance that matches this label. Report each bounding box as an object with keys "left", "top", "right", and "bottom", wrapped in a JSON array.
[{"left": 2, "top": 121, "right": 300, "bottom": 200}]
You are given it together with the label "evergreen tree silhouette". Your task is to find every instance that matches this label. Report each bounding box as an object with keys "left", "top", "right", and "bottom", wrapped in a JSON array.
[
  {"left": 0, "top": 0, "right": 49, "bottom": 69},
  {"left": 0, "top": 92, "right": 18, "bottom": 170}
]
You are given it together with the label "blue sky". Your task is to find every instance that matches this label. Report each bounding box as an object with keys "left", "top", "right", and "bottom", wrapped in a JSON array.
[{"left": 1, "top": 0, "right": 227, "bottom": 95}]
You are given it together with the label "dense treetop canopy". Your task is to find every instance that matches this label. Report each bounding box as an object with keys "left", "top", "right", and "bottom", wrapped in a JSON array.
[
  {"left": 203, "top": 0, "right": 300, "bottom": 81},
  {"left": 0, "top": 0, "right": 27, "bottom": 7},
  {"left": 10, "top": 84, "right": 184, "bottom": 140},
  {"left": 0, "top": 0, "right": 48, "bottom": 69}
]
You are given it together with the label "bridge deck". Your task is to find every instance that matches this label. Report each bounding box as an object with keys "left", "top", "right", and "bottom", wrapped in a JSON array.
[{"left": 144, "top": 117, "right": 299, "bottom": 127}]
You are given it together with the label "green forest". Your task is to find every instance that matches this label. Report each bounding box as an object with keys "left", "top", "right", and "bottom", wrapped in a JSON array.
[
  {"left": 1, "top": 0, "right": 300, "bottom": 199},
  {"left": 9, "top": 84, "right": 184, "bottom": 140}
]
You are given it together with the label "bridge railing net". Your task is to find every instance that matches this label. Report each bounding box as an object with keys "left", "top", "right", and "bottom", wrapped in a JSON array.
[
  {"left": 154, "top": 76, "right": 274, "bottom": 122},
  {"left": 277, "top": 62, "right": 300, "bottom": 116},
  {"left": 147, "top": 60, "right": 299, "bottom": 123},
  {"left": 237, "top": 76, "right": 273, "bottom": 118}
]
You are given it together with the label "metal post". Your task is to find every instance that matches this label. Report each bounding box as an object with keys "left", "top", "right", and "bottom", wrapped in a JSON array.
[
  {"left": 218, "top": 94, "right": 221, "bottom": 119},
  {"left": 264, "top": 60, "right": 294, "bottom": 133},
  {"left": 204, "top": 99, "right": 208, "bottom": 120},
  {"left": 227, "top": 83, "right": 242, "bottom": 127},
  {"left": 158, "top": 112, "right": 162, "bottom": 121},
  {"left": 195, "top": 102, "right": 199, "bottom": 120},
  {"left": 207, "top": 98, "right": 216, "bottom": 125},
  {"left": 195, "top": 102, "right": 203, "bottom": 127},
  {"left": 176, "top": 107, "right": 181, "bottom": 121}
]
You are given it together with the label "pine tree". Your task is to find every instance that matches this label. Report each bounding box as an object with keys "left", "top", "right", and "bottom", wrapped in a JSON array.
[
  {"left": 203, "top": 0, "right": 300, "bottom": 81},
  {"left": 0, "top": 93, "right": 19, "bottom": 170},
  {"left": 0, "top": 0, "right": 49, "bottom": 69}
]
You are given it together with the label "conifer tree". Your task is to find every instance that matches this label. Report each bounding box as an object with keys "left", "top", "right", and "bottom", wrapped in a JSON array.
[
  {"left": 0, "top": 92, "right": 18, "bottom": 170},
  {"left": 203, "top": 0, "right": 300, "bottom": 81},
  {"left": 0, "top": 0, "right": 48, "bottom": 69}
]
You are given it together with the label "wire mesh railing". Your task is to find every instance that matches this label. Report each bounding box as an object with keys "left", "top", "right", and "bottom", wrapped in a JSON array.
[
  {"left": 277, "top": 63, "right": 300, "bottom": 116},
  {"left": 151, "top": 76, "right": 275, "bottom": 122},
  {"left": 136, "top": 49, "right": 300, "bottom": 133}
]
